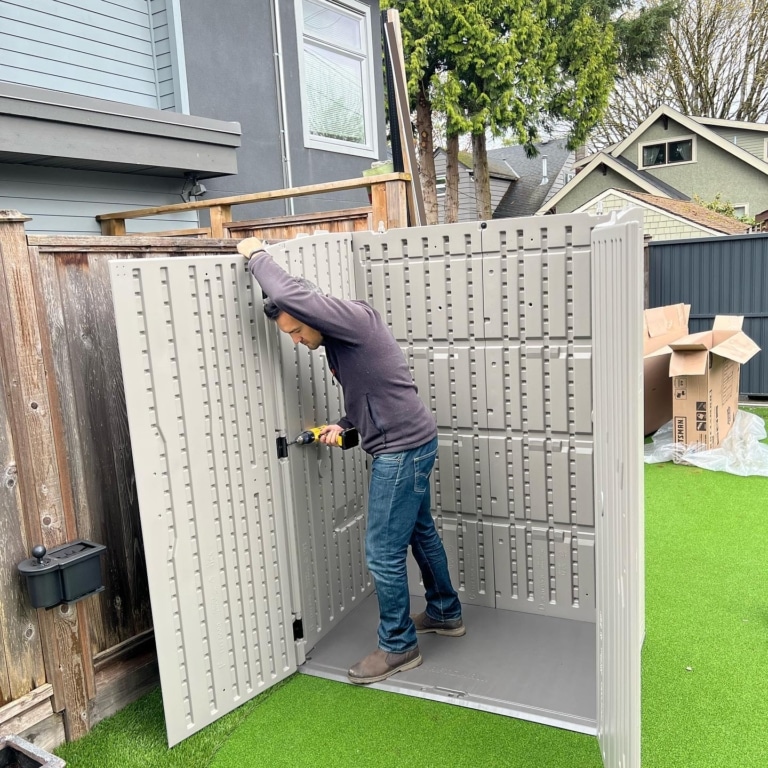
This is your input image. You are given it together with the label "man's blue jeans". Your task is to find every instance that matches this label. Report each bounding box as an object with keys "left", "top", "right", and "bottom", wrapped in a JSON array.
[{"left": 366, "top": 436, "right": 462, "bottom": 653}]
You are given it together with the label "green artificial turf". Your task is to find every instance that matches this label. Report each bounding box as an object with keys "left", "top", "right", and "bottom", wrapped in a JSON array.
[
  {"left": 641, "top": 407, "right": 768, "bottom": 768},
  {"left": 208, "top": 673, "right": 602, "bottom": 768},
  {"left": 55, "top": 408, "right": 768, "bottom": 768}
]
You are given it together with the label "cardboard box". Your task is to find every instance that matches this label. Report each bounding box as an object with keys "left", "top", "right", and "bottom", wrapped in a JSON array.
[
  {"left": 650, "top": 315, "right": 760, "bottom": 450},
  {"left": 643, "top": 304, "right": 690, "bottom": 435}
]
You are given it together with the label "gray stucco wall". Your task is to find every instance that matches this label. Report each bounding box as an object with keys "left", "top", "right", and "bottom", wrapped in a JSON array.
[
  {"left": 181, "top": 0, "right": 387, "bottom": 220},
  {"left": 623, "top": 117, "right": 768, "bottom": 217}
]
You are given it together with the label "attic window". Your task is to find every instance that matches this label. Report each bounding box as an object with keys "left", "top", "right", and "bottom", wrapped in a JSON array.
[
  {"left": 639, "top": 136, "right": 695, "bottom": 168},
  {"left": 296, "top": 0, "right": 377, "bottom": 158},
  {"left": 436, "top": 176, "right": 446, "bottom": 196}
]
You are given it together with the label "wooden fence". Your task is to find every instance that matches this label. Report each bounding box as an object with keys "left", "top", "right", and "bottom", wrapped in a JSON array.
[
  {"left": 0, "top": 176, "right": 410, "bottom": 750},
  {"left": 0, "top": 215, "right": 244, "bottom": 748}
]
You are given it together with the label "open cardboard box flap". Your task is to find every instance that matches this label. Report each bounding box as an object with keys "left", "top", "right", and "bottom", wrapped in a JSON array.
[
  {"left": 642, "top": 304, "right": 690, "bottom": 435},
  {"left": 643, "top": 304, "right": 690, "bottom": 354},
  {"left": 669, "top": 349, "right": 709, "bottom": 377},
  {"left": 711, "top": 331, "right": 761, "bottom": 365},
  {"left": 668, "top": 316, "right": 760, "bottom": 369}
]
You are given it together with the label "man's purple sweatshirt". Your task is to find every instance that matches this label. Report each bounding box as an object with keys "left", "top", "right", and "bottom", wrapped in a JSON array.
[{"left": 248, "top": 250, "right": 436, "bottom": 456}]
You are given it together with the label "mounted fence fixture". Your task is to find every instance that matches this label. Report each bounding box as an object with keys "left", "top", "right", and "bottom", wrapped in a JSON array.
[
  {"left": 17, "top": 541, "right": 106, "bottom": 609},
  {"left": 0, "top": 734, "right": 65, "bottom": 767}
]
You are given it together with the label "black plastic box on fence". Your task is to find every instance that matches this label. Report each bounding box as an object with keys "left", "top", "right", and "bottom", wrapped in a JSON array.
[
  {"left": 17, "top": 540, "right": 106, "bottom": 609},
  {"left": 0, "top": 734, "right": 65, "bottom": 767}
]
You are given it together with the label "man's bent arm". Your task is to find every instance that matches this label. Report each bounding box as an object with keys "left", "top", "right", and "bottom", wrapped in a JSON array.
[{"left": 248, "top": 250, "right": 372, "bottom": 344}]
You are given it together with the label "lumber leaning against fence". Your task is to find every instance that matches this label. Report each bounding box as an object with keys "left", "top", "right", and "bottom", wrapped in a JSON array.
[
  {"left": 0, "top": 211, "right": 91, "bottom": 741},
  {"left": 95, "top": 173, "right": 410, "bottom": 237}
]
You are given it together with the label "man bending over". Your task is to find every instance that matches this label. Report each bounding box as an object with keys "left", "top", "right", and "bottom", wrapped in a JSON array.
[{"left": 238, "top": 237, "right": 465, "bottom": 685}]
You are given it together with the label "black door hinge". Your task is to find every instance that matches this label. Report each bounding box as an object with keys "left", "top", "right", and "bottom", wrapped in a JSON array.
[
  {"left": 276, "top": 435, "right": 288, "bottom": 459},
  {"left": 293, "top": 618, "right": 304, "bottom": 641}
]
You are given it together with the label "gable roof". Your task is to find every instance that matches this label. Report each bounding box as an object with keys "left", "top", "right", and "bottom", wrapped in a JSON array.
[
  {"left": 610, "top": 105, "right": 768, "bottom": 176},
  {"left": 539, "top": 106, "right": 768, "bottom": 215},
  {"left": 536, "top": 151, "right": 685, "bottom": 214},
  {"left": 691, "top": 116, "right": 768, "bottom": 134},
  {"left": 578, "top": 188, "right": 749, "bottom": 236},
  {"left": 448, "top": 149, "right": 519, "bottom": 181},
  {"left": 486, "top": 140, "right": 572, "bottom": 217}
]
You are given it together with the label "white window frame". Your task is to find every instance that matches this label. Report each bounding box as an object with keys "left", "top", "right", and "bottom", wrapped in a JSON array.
[
  {"left": 733, "top": 203, "right": 749, "bottom": 218},
  {"left": 436, "top": 176, "right": 446, "bottom": 197},
  {"left": 638, "top": 134, "right": 697, "bottom": 170},
  {"left": 295, "top": 0, "right": 378, "bottom": 158}
]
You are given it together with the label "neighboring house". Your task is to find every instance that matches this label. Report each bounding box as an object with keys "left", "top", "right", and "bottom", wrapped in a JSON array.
[
  {"left": 577, "top": 189, "right": 749, "bottom": 240},
  {"left": 538, "top": 105, "right": 768, "bottom": 237},
  {"left": 432, "top": 140, "right": 573, "bottom": 223},
  {"left": 432, "top": 147, "right": 518, "bottom": 223},
  {"left": 0, "top": 0, "right": 386, "bottom": 234},
  {"left": 487, "top": 140, "right": 574, "bottom": 218}
]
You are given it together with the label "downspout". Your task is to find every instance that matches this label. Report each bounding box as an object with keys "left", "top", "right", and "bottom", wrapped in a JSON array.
[{"left": 270, "top": 0, "right": 294, "bottom": 214}]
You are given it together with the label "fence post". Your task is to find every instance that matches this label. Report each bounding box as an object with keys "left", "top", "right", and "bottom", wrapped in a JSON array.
[
  {"left": 209, "top": 204, "right": 233, "bottom": 238},
  {"left": 0, "top": 211, "right": 94, "bottom": 741},
  {"left": 100, "top": 219, "right": 126, "bottom": 236},
  {"left": 371, "top": 178, "right": 408, "bottom": 231}
]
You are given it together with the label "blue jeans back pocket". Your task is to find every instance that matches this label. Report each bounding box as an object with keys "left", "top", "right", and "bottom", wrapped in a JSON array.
[{"left": 413, "top": 448, "right": 436, "bottom": 494}]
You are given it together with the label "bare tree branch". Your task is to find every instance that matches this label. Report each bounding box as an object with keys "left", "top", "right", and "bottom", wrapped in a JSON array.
[{"left": 594, "top": 0, "right": 768, "bottom": 148}]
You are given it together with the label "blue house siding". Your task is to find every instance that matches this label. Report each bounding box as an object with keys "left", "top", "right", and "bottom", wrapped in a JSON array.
[
  {"left": 0, "top": 0, "right": 184, "bottom": 110},
  {"left": 0, "top": 163, "right": 198, "bottom": 235}
]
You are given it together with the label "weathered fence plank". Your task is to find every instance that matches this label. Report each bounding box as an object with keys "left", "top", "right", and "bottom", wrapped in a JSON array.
[
  {"left": 0, "top": 212, "right": 91, "bottom": 738},
  {"left": 30, "top": 238, "right": 240, "bottom": 658},
  {"left": 0, "top": 309, "right": 46, "bottom": 706}
]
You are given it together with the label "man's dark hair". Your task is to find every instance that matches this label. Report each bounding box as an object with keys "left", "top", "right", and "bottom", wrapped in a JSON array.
[
  {"left": 263, "top": 296, "right": 281, "bottom": 320},
  {"left": 262, "top": 276, "right": 323, "bottom": 319}
]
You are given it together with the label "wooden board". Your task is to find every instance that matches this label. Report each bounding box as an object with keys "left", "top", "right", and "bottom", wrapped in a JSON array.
[{"left": 385, "top": 10, "right": 425, "bottom": 226}]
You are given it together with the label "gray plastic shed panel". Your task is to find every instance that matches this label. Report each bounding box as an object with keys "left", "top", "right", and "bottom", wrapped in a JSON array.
[
  {"left": 352, "top": 215, "right": 599, "bottom": 621},
  {"left": 593, "top": 210, "right": 644, "bottom": 768},
  {"left": 109, "top": 256, "right": 297, "bottom": 747},
  {"left": 264, "top": 236, "right": 373, "bottom": 652},
  {"left": 110, "top": 212, "right": 643, "bottom": 765}
]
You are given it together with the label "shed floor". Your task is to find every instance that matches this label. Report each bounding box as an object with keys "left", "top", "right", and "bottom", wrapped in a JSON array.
[{"left": 299, "top": 593, "right": 597, "bottom": 734}]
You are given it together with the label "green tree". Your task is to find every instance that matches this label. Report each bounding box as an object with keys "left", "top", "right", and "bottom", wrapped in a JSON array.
[
  {"left": 693, "top": 193, "right": 756, "bottom": 225},
  {"left": 384, "top": 1, "right": 623, "bottom": 221},
  {"left": 594, "top": 0, "right": 768, "bottom": 148},
  {"left": 383, "top": 1, "right": 452, "bottom": 223}
]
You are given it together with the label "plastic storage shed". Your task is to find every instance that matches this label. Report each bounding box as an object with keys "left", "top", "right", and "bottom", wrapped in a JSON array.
[{"left": 109, "top": 210, "right": 643, "bottom": 768}]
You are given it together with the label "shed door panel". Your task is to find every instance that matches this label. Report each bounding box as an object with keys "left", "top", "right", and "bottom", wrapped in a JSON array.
[
  {"left": 592, "top": 210, "right": 644, "bottom": 768},
  {"left": 265, "top": 235, "right": 373, "bottom": 652},
  {"left": 110, "top": 256, "right": 297, "bottom": 747}
]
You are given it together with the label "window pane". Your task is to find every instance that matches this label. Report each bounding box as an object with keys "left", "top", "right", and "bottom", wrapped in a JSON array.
[
  {"left": 642, "top": 144, "right": 666, "bottom": 166},
  {"left": 303, "top": 0, "right": 362, "bottom": 50},
  {"left": 668, "top": 139, "right": 692, "bottom": 163},
  {"left": 305, "top": 42, "right": 366, "bottom": 143}
]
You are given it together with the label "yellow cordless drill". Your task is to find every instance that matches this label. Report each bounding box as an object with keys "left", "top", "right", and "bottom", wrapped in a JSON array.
[{"left": 291, "top": 426, "right": 359, "bottom": 450}]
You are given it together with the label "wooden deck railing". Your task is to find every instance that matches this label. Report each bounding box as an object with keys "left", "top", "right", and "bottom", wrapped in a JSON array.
[{"left": 96, "top": 173, "right": 411, "bottom": 238}]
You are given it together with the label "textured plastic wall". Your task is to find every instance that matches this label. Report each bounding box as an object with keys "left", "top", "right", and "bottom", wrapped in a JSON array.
[
  {"left": 110, "top": 256, "right": 297, "bottom": 746},
  {"left": 592, "top": 210, "right": 644, "bottom": 768},
  {"left": 353, "top": 214, "right": 604, "bottom": 622},
  {"left": 267, "top": 235, "right": 372, "bottom": 651}
]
